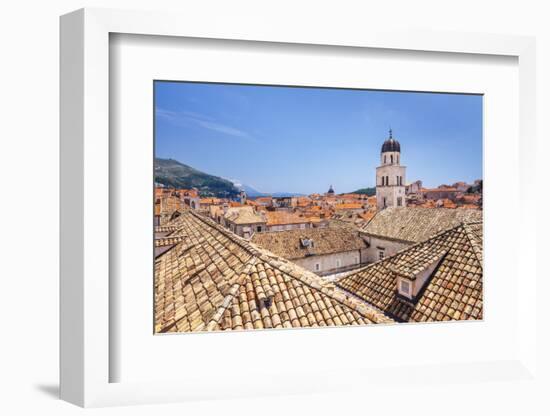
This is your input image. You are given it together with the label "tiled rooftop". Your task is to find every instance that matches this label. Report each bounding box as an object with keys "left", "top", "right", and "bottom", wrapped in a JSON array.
[
  {"left": 250, "top": 228, "right": 367, "bottom": 260},
  {"left": 155, "top": 235, "right": 186, "bottom": 247},
  {"left": 362, "top": 207, "right": 482, "bottom": 243},
  {"left": 200, "top": 197, "right": 222, "bottom": 204},
  {"left": 224, "top": 206, "right": 266, "bottom": 225},
  {"left": 334, "top": 203, "right": 363, "bottom": 210},
  {"left": 336, "top": 221, "right": 483, "bottom": 322},
  {"left": 264, "top": 211, "right": 311, "bottom": 226},
  {"left": 155, "top": 211, "right": 392, "bottom": 333}
]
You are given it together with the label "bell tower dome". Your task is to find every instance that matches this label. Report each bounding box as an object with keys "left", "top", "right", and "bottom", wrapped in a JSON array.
[{"left": 376, "top": 129, "right": 407, "bottom": 210}]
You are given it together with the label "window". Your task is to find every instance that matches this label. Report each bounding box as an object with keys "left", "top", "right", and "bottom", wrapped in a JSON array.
[
  {"left": 336, "top": 259, "right": 341, "bottom": 268},
  {"left": 354, "top": 257, "right": 359, "bottom": 264},
  {"left": 397, "top": 197, "right": 402, "bottom": 206},
  {"left": 390, "top": 155, "right": 393, "bottom": 164},
  {"left": 386, "top": 176, "right": 389, "bottom": 185},
  {"left": 383, "top": 197, "right": 387, "bottom": 207},
  {"left": 379, "top": 250, "right": 385, "bottom": 260},
  {"left": 384, "top": 155, "right": 386, "bottom": 164},
  {"left": 315, "top": 263, "right": 321, "bottom": 272},
  {"left": 256, "top": 226, "right": 262, "bottom": 232},
  {"left": 400, "top": 280, "right": 410, "bottom": 294}
]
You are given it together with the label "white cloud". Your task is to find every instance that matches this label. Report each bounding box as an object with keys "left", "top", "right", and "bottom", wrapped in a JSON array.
[{"left": 156, "top": 108, "right": 254, "bottom": 141}]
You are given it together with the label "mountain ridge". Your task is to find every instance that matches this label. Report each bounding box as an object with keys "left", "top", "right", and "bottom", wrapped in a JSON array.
[{"left": 154, "top": 158, "right": 240, "bottom": 198}]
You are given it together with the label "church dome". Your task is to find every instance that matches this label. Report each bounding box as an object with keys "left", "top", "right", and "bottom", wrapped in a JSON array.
[{"left": 381, "top": 129, "right": 400, "bottom": 153}]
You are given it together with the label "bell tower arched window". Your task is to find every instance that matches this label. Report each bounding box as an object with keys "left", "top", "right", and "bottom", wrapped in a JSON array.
[{"left": 390, "top": 155, "right": 393, "bottom": 164}]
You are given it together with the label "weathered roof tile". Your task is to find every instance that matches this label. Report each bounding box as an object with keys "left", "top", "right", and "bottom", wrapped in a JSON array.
[
  {"left": 155, "top": 211, "right": 393, "bottom": 333},
  {"left": 337, "top": 221, "right": 483, "bottom": 322},
  {"left": 362, "top": 207, "right": 482, "bottom": 243}
]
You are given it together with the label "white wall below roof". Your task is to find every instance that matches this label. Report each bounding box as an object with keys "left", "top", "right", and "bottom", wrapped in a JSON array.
[
  {"left": 294, "top": 250, "right": 362, "bottom": 275},
  {"left": 1, "top": 1, "right": 548, "bottom": 415},
  {"left": 267, "top": 222, "right": 310, "bottom": 232},
  {"left": 364, "top": 235, "right": 411, "bottom": 263}
]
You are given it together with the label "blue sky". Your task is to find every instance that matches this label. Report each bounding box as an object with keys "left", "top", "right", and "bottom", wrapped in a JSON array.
[{"left": 155, "top": 81, "right": 482, "bottom": 194}]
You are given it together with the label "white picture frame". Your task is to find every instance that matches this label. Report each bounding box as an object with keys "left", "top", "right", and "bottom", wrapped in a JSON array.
[{"left": 60, "top": 7, "right": 539, "bottom": 408}]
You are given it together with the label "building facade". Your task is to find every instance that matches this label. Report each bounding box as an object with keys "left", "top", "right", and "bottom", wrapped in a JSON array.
[
  {"left": 264, "top": 211, "right": 314, "bottom": 232},
  {"left": 376, "top": 130, "right": 406, "bottom": 210},
  {"left": 360, "top": 207, "right": 482, "bottom": 263},
  {"left": 223, "top": 206, "right": 267, "bottom": 238},
  {"left": 337, "top": 221, "right": 483, "bottom": 323},
  {"left": 406, "top": 180, "right": 423, "bottom": 195},
  {"left": 177, "top": 189, "right": 200, "bottom": 210},
  {"left": 251, "top": 227, "right": 368, "bottom": 276}
]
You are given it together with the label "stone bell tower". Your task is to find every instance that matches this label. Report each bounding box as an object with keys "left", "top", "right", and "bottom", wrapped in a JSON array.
[
  {"left": 376, "top": 129, "right": 406, "bottom": 210},
  {"left": 239, "top": 189, "right": 247, "bottom": 205}
]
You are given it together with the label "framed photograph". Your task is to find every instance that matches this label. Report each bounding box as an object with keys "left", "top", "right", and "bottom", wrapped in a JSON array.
[
  {"left": 152, "top": 81, "right": 483, "bottom": 334},
  {"left": 60, "top": 8, "right": 539, "bottom": 408}
]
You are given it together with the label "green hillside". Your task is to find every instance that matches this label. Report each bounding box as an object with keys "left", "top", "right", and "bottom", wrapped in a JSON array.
[
  {"left": 154, "top": 158, "right": 240, "bottom": 198},
  {"left": 351, "top": 187, "right": 376, "bottom": 196}
]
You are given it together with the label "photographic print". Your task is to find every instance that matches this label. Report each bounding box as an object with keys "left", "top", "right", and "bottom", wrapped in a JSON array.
[{"left": 154, "top": 81, "right": 483, "bottom": 334}]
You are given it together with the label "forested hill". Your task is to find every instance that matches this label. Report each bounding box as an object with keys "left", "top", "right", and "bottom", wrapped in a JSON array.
[
  {"left": 154, "top": 158, "right": 240, "bottom": 198},
  {"left": 350, "top": 187, "right": 376, "bottom": 196}
]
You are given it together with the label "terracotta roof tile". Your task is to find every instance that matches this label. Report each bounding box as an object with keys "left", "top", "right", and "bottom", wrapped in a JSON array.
[
  {"left": 155, "top": 211, "right": 392, "bottom": 333},
  {"left": 362, "top": 207, "right": 481, "bottom": 243},
  {"left": 264, "top": 211, "right": 311, "bottom": 226},
  {"left": 251, "top": 228, "right": 367, "bottom": 260},
  {"left": 337, "top": 221, "right": 483, "bottom": 322},
  {"left": 334, "top": 203, "right": 363, "bottom": 210},
  {"left": 224, "top": 206, "right": 266, "bottom": 225}
]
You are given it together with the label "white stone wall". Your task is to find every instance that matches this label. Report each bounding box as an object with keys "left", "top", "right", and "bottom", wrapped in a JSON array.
[
  {"left": 406, "top": 180, "right": 423, "bottom": 195},
  {"left": 181, "top": 196, "right": 200, "bottom": 210},
  {"left": 294, "top": 250, "right": 363, "bottom": 275},
  {"left": 376, "top": 163, "right": 406, "bottom": 209},
  {"left": 232, "top": 222, "right": 267, "bottom": 237},
  {"left": 267, "top": 222, "right": 311, "bottom": 232},
  {"left": 362, "top": 234, "right": 411, "bottom": 263},
  {"left": 376, "top": 185, "right": 407, "bottom": 209},
  {"left": 380, "top": 150, "right": 401, "bottom": 166}
]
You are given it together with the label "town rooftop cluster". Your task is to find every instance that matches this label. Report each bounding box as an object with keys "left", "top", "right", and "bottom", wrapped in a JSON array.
[{"left": 154, "top": 131, "right": 483, "bottom": 332}]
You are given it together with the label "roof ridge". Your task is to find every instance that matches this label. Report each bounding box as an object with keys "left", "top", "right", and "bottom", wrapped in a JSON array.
[
  {"left": 189, "top": 211, "right": 392, "bottom": 324},
  {"left": 361, "top": 208, "right": 381, "bottom": 229},
  {"left": 462, "top": 222, "right": 483, "bottom": 268},
  {"left": 252, "top": 249, "right": 392, "bottom": 324},
  {"left": 464, "top": 219, "right": 483, "bottom": 225},
  {"left": 343, "top": 222, "right": 474, "bottom": 281},
  {"left": 203, "top": 260, "right": 257, "bottom": 331}
]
